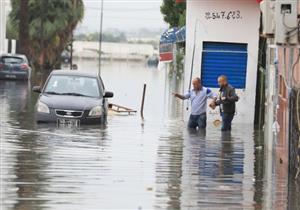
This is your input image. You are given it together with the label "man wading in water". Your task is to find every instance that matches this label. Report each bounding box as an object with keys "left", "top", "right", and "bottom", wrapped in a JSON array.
[
  {"left": 173, "top": 77, "right": 217, "bottom": 129},
  {"left": 210, "top": 75, "right": 239, "bottom": 131}
]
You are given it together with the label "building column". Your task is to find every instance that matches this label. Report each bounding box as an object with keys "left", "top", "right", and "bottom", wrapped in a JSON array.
[{"left": 0, "top": 0, "right": 7, "bottom": 54}]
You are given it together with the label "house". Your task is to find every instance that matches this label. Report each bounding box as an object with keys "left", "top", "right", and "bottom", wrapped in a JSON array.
[
  {"left": 275, "top": 1, "right": 300, "bottom": 183},
  {"left": 184, "top": 0, "right": 261, "bottom": 124}
]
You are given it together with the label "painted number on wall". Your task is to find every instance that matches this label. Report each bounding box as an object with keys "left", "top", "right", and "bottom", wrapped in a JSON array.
[{"left": 205, "top": 11, "right": 242, "bottom": 20}]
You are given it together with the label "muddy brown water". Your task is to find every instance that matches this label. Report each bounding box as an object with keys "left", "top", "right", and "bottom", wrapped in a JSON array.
[{"left": 0, "top": 60, "right": 298, "bottom": 210}]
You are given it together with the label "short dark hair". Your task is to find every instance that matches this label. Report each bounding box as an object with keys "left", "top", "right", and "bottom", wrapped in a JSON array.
[
  {"left": 218, "top": 75, "right": 228, "bottom": 82},
  {"left": 194, "top": 77, "right": 201, "bottom": 83}
]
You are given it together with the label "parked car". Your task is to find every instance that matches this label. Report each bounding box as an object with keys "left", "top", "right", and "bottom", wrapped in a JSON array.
[
  {"left": 147, "top": 56, "right": 159, "bottom": 67},
  {"left": 0, "top": 54, "right": 32, "bottom": 80},
  {"left": 32, "top": 70, "right": 114, "bottom": 125}
]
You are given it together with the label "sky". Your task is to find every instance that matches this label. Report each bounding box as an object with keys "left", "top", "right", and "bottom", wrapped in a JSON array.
[{"left": 77, "top": 0, "right": 167, "bottom": 33}]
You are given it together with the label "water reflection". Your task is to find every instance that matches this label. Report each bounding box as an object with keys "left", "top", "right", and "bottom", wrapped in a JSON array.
[
  {"left": 180, "top": 127, "right": 245, "bottom": 209},
  {"left": 253, "top": 130, "right": 264, "bottom": 210},
  {"left": 13, "top": 132, "right": 49, "bottom": 210},
  {"left": 155, "top": 120, "right": 184, "bottom": 210}
]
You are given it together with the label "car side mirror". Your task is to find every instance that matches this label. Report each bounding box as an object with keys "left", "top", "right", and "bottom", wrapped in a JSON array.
[
  {"left": 104, "top": 91, "right": 113, "bottom": 98},
  {"left": 32, "top": 86, "right": 41, "bottom": 93}
]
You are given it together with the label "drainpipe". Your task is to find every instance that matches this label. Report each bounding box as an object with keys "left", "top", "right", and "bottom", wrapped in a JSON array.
[
  {"left": 273, "top": 47, "right": 280, "bottom": 140},
  {"left": 263, "top": 40, "right": 276, "bottom": 210},
  {"left": 265, "top": 41, "right": 277, "bottom": 152},
  {"left": 287, "top": 47, "right": 294, "bottom": 151}
]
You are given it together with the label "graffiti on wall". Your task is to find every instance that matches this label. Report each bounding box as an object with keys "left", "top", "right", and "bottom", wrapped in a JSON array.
[{"left": 205, "top": 10, "right": 243, "bottom": 20}]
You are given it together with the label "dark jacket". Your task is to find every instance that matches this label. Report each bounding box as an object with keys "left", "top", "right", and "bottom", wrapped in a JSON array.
[{"left": 215, "top": 84, "right": 239, "bottom": 114}]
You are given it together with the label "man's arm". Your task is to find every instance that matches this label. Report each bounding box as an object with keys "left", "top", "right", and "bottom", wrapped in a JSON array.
[
  {"left": 214, "top": 91, "right": 221, "bottom": 106},
  {"left": 172, "top": 92, "right": 189, "bottom": 100},
  {"left": 207, "top": 88, "right": 218, "bottom": 109},
  {"left": 228, "top": 88, "right": 239, "bottom": 102},
  {"left": 206, "top": 88, "right": 217, "bottom": 100},
  {"left": 215, "top": 89, "right": 239, "bottom": 105},
  {"left": 221, "top": 88, "right": 239, "bottom": 104}
]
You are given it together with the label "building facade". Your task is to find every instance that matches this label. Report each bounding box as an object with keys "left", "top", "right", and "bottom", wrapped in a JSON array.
[
  {"left": 184, "top": 0, "right": 261, "bottom": 124},
  {"left": 262, "top": 2, "right": 300, "bottom": 208},
  {"left": 275, "top": 1, "right": 300, "bottom": 189}
]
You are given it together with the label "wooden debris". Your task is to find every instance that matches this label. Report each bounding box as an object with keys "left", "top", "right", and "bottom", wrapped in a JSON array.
[{"left": 108, "top": 103, "right": 137, "bottom": 115}]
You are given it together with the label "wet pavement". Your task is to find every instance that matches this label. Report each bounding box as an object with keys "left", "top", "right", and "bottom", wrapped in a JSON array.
[{"left": 0, "top": 60, "right": 298, "bottom": 210}]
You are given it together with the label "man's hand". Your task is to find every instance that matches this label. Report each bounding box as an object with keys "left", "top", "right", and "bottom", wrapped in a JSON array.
[
  {"left": 172, "top": 92, "right": 179, "bottom": 97},
  {"left": 209, "top": 101, "right": 216, "bottom": 110},
  {"left": 172, "top": 92, "right": 185, "bottom": 100}
]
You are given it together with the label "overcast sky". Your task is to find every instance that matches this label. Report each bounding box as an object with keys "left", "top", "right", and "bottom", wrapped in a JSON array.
[{"left": 77, "top": 0, "right": 167, "bottom": 32}]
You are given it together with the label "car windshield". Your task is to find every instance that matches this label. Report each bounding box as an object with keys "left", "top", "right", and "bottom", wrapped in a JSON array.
[
  {"left": 1, "top": 57, "right": 24, "bottom": 64},
  {"left": 44, "top": 75, "right": 101, "bottom": 98}
]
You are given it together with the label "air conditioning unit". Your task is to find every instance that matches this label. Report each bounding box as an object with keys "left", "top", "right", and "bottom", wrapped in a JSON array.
[
  {"left": 275, "top": 0, "right": 299, "bottom": 45},
  {"left": 260, "top": 0, "right": 276, "bottom": 35}
]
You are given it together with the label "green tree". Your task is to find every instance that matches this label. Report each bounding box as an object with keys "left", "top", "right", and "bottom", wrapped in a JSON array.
[
  {"left": 8, "top": 0, "right": 84, "bottom": 71},
  {"left": 160, "top": 0, "right": 186, "bottom": 27}
]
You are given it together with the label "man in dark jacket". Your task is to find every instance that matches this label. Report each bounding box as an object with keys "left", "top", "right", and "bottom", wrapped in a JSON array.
[{"left": 212, "top": 75, "right": 239, "bottom": 131}]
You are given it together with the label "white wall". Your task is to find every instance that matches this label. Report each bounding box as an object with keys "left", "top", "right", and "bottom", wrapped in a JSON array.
[
  {"left": 184, "top": 0, "right": 260, "bottom": 124},
  {"left": 0, "top": 0, "right": 10, "bottom": 54},
  {"left": 73, "top": 41, "right": 155, "bottom": 59},
  {"left": 0, "top": 0, "right": 6, "bottom": 54}
]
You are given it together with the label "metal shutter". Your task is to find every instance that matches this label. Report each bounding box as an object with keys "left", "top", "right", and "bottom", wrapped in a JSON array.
[{"left": 201, "top": 42, "right": 248, "bottom": 89}]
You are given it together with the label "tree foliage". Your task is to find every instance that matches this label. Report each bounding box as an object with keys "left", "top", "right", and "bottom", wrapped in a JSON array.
[
  {"left": 8, "top": 0, "right": 84, "bottom": 71},
  {"left": 160, "top": 0, "right": 186, "bottom": 28}
]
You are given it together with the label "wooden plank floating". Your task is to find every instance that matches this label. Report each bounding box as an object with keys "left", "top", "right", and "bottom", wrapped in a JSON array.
[{"left": 108, "top": 103, "right": 137, "bottom": 115}]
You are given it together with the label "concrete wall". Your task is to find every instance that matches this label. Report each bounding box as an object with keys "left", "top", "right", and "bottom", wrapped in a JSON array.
[
  {"left": 0, "top": 0, "right": 11, "bottom": 54},
  {"left": 274, "top": 2, "right": 300, "bottom": 206},
  {"left": 276, "top": 1, "right": 300, "bottom": 157},
  {"left": 73, "top": 41, "right": 155, "bottom": 60},
  {"left": 184, "top": 0, "right": 261, "bottom": 124},
  {"left": 277, "top": 47, "right": 299, "bottom": 143},
  {"left": 0, "top": 0, "right": 7, "bottom": 54},
  {"left": 268, "top": 45, "right": 297, "bottom": 210}
]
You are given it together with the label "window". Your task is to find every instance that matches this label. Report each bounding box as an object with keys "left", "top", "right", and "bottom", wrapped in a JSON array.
[
  {"left": 44, "top": 75, "right": 101, "bottom": 98},
  {"left": 1, "top": 56, "right": 24, "bottom": 64}
]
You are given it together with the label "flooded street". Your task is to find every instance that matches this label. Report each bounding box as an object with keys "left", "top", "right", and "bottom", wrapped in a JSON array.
[{"left": 0, "top": 60, "right": 297, "bottom": 210}]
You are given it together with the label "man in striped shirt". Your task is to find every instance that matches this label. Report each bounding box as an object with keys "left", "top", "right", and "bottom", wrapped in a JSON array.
[{"left": 173, "top": 77, "right": 217, "bottom": 129}]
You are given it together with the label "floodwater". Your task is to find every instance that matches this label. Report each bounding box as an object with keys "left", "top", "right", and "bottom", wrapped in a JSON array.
[{"left": 0, "top": 60, "right": 298, "bottom": 210}]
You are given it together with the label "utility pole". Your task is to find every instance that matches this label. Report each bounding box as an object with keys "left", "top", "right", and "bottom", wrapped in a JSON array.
[
  {"left": 70, "top": 32, "right": 73, "bottom": 70},
  {"left": 98, "top": 0, "right": 104, "bottom": 76}
]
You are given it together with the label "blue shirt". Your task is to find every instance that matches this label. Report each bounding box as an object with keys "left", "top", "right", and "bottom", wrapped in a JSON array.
[{"left": 184, "top": 87, "right": 216, "bottom": 115}]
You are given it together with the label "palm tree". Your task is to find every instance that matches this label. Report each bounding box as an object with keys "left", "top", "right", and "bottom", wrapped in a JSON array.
[
  {"left": 8, "top": 0, "right": 84, "bottom": 72},
  {"left": 19, "top": 0, "right": 29, "bottom": 54}
]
